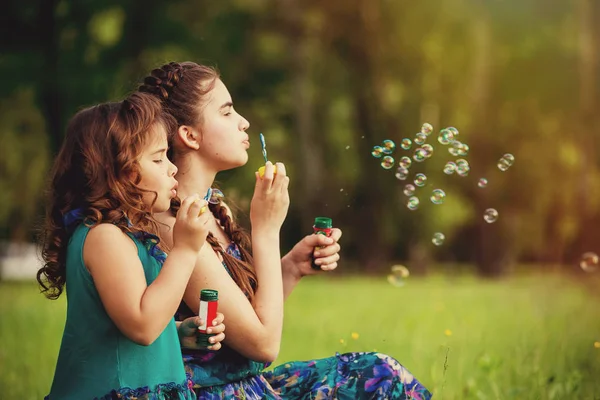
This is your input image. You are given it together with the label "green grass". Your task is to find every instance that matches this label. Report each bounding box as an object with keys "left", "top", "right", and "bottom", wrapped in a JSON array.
[{"left": 1, "top": 273, "right": 599, "bottom": 399}]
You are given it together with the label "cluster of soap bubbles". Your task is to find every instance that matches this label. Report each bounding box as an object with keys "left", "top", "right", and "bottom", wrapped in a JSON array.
[
  {"left": 376, "top": 123, "right": 520, "bottom": 286},
  {"left": 371, "top": 139, "right": 397, "bottom": 170}
]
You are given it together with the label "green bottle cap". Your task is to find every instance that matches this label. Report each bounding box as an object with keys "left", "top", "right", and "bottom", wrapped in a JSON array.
[
  {"left": 314, "top": 217, "right": 332, "bottom": 229},
  {"left": 200, "top": 289, "right": 219, "bottom": 301}
]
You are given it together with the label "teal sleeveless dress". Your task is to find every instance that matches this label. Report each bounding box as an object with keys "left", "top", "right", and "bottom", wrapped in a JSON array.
[
  {"left": 46, "top": 223, "right": 194, "bottom": 400},
  {"left": 178, "top": 243, "right": 433, "bottom": 399}
]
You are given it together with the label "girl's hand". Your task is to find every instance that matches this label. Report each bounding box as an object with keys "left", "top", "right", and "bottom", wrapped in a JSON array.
[
  {"left": 282, "top": 228, "right": 342, "bottom": 277},
  {"left": 172, "top": 195, "right": 211, "bottom": 254},
  {"left": 250, "top": 161, "right": 290, "bottom": 232},
  {"left": 179, "top": 312, "right": 226, "bottom": 350}
]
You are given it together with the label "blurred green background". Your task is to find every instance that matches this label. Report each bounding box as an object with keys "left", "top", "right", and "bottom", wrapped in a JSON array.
[{"left": 1, "top": 0, "right": 599, "bottom": 398}]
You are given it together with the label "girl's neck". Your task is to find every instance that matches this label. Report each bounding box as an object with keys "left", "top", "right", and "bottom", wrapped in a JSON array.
[{"left": 174, "top": 153, "right": 217, "bottom": 200}]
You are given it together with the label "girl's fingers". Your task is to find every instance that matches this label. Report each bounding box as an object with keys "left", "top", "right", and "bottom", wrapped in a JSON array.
[
  {"left": 320, "top": 262, "right": 338, "bottom": 271},
  {"left": 189, "top": 198, "right": 207, "bottom": 219},
  {"left": 314, "top": 253, "right": 340, "bottom": 267},
  {"left": 206, "top": 323, "right": 225, "bottom": 335}
]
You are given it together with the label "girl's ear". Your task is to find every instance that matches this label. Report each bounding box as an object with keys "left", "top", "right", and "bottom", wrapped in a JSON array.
[{"left": 177, "top": 125, "right": 201, "bottom": 150}]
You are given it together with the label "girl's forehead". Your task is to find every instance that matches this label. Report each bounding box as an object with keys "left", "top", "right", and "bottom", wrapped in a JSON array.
[
  {"left": 205, "top": 79, "right": 230, "bottom": 105},
  {"left": 144, "top": 123, "right": 168, "bottom": 146}
]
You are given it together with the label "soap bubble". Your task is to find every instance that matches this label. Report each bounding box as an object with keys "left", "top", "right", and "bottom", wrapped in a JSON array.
[
  {"left": 421, "top": 144, "right": 434, "bottom": 158},
  {"left": 403, "top": 184, "right": 416, "bottom": 196},
  {"left": 395, "top": 167, "right": 409, "bottom": 180},
  {"left": 579, "top": 252, "right": 599, "bottom": 273},
  {"left": 372, "top": 146, "right": 384, "bottom": 158},
  {"left": 438, "top": 128, "right": 455, "bottom": 145},
  {"left": 399, "top": 156, "right": 412, "bottom": 168},
  {"left": 456, "top": 159, "right": 470, "bottom": 176},
  {"left": 381, "top": 156, "right": 395, "bottom": 169},
  {"left": 443, "top": 161, "right": 457, "bottom": 175},
  {"left": 387, "top": 265, "right": 410, "bottom": 287},
  {"left": 421, "top": 123, "right": 434, "bottom": 135},
  {"left": 432, "top": 232, "right": 445, "bottom": 246},
  {"left": 483, "top": 208, "right": 499, "bottom": 223},
  {"left": 449, "top": 141, "right": 469, "bottom": 157},
  {"left": 401, "top": 138, "right": 412, "bottom": 150},
  {"left": 414, "top": 173, "right": 427, "bottom": 187},
  {"left": 413, "top": 148, "right": 427, "bottom": 162},
  {"left": 447, "top": 127, "right": 459, "bottom": 137},
  {"left": 415, "top": 133, "right": 427, "bottom": 145},
  {"left": 497, "top": 153, "right": 515, "bottom": 171},
  {"left": 478, "top": 178, "right": 488, "bottom": 188},
  {"left": 382, "top": 140, "right": 396, "bottom": 154},
  {"left": 407, "top": 196, "right": 420, "bottom": 210},
  {"left": 430, "top": 189, "right": 446, "bottom": 205}
]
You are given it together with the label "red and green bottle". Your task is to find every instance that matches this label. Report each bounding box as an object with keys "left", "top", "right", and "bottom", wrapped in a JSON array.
[
  {"left": 311, "top": 217, "right": 333, "bottom": 270},
  {"left": 197, "top": 289, "right": 219, "bottom": 347}
]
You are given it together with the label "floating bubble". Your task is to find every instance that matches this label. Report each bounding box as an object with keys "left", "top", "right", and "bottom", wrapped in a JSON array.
[
  {"left": 382, "top": 140, "right": 396, "bottom": 154},
  {"left": 580, "top": 252, "right": 599, "bottom": 273},
  {"left": 387, "top": 265, "right": 410, "bottom": 287},
  {"left": 399, "top": 156, "right": 412, "bottom": 169},
  {"left": 478, "top": 178, "right": 488, "bottom": 188},
  {"left": 372, "top": 146, "right": 384, "bottom": 158},
  {"left": 415, "top": 133, "right": 427, "bottom": 145},
  {"left": 457, "top": 164, "right": 470, "bottom": 177},
  {"left": 401, "top": 138, "right": 412, "bottom": 150},
  {"left": 432, "top": 232, "right": 445, "bottom": 246},
  {"left": 483, "top": 208, "right": 499, "bottom": 223},
  {"left": 421, "top": 144, "right": 434, "bottom": 158},
  {"left": 443, "top": 161, "right": 457, "bottom": 175},
  {"left": 447, "top": 127, "right": 459, "bottom": 137},
  {"left": 414, "top": 173, "right": 427, "bottom": 187},
  {"left": 503, "top": 153, "right": 515, "bottom": 164},
  {"left": 438, "top": 128, "right": 455, "bottom": 145},
  {"left": 395, "top": 167, "right": 409, "bottom": 180},
  {"left": 345, "top": 145, "right": 350, "bottom": 150},
  {"left": 413, "top": 148, "right": 427, "bottom": 162},
  {"left": 449, "top": 141, "right": 469, "bottom": 157},
  {"left": 430, "top": 189, "right": 446, "bottom": 205},
  {"left": 340, "top": 188, "right": 344, "bottom": 192},
  {"left": 421, "top": 123, "right": 434, "bottom": 136},
  {"left": 403, "top": 184, "right": 416, "bottom": 196},
  {"left": 449, "top": 142, "right": 461, "bottom": 156},
  {"left": 497, "top": 153, "right": 515, "bottom": 171},
  {"left": 407, "top": 196, "right": 420, "bottom": 210},
  {"left": 381, "top": 156, "right": 395, "bottom": 169},
  {"left": 456, "top": 158, "right": 470, "bottom": 177}
]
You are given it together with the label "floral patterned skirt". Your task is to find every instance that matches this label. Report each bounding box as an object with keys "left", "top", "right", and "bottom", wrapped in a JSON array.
[{"left": 191, "top": 352, "right": 432, "bottom": 399}]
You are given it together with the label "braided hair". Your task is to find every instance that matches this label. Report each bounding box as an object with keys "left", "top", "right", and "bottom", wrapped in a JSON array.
[{"left": 139, "top": 62, "right": 258, "bottom": 301}]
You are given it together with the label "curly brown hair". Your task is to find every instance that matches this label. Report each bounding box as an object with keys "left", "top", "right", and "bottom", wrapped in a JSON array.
[
  {"left": 139, "top": 62, "right": 258, "bottom": 301},
  {"left": 37, "top": 92, "right": 177, "bottom": 299}
]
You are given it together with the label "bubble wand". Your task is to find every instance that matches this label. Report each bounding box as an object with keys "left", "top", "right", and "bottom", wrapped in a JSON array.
[
  {"left": 257, "top": 132, "right": 277, "bottom": 177},
  {"left": 259, "top": 133, "right": 268, "bottom": 163}
]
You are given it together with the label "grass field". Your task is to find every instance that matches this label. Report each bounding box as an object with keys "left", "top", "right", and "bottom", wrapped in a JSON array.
[{"left": 1, "top": 273, "right": 599, "bottom": 399}]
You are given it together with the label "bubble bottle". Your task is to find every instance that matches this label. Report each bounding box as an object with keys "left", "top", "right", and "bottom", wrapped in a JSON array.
[
  {"left": 197, "top": 289, "right": 219, "bottom": 347},
  {"left": 311, "top": 217, "right": 333, "bottom": 270}
]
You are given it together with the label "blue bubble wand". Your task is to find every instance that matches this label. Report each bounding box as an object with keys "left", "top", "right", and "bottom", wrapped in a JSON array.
[{"left": 259, "top": 133, "right": 268, "bottom": 163}]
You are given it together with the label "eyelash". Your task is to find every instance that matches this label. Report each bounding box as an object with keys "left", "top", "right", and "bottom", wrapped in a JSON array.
[{"left": 154, "top": 159, "right": 163, "bottom": 164}]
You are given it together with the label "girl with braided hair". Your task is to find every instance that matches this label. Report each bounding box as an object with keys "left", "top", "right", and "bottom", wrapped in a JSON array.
[
  {"left": 38, "top": 92, "right": 227, "bottom": 399},
  {"left": 139, "top": 62, "right": 432, "bottom": 399}
]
